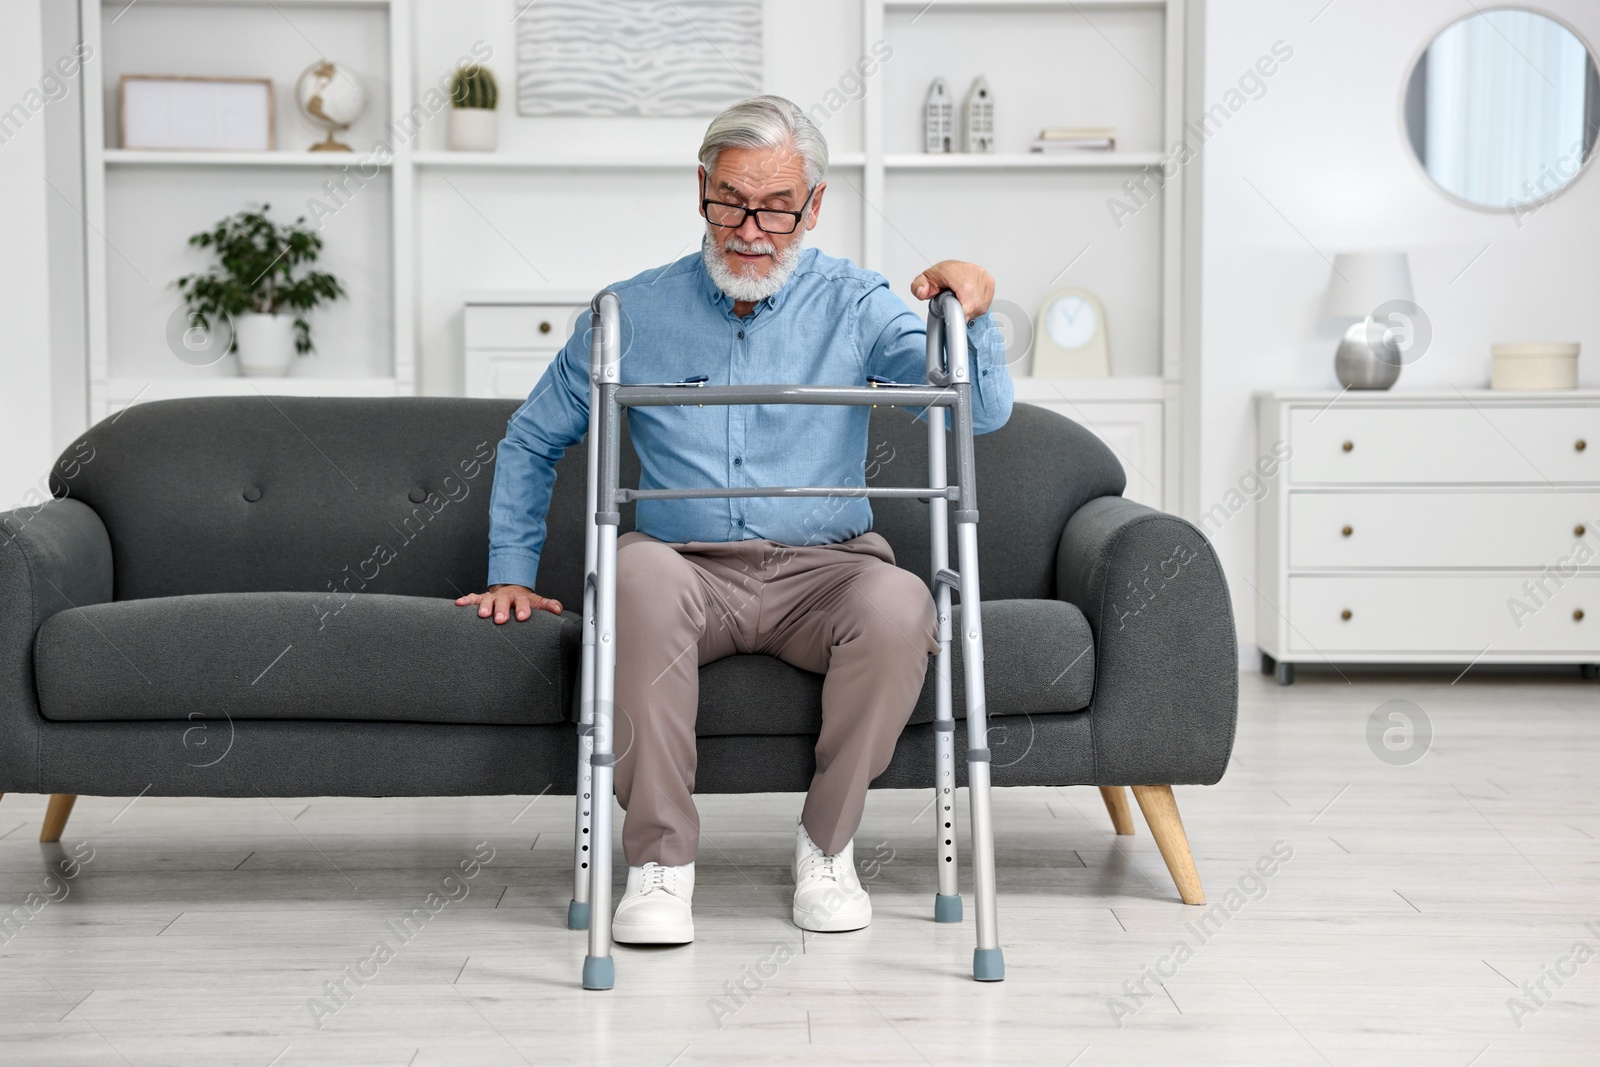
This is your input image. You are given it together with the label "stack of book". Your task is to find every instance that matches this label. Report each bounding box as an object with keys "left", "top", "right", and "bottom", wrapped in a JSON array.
[{"left": 1030, "top": 127, "right": 1117, "bottom": 152}]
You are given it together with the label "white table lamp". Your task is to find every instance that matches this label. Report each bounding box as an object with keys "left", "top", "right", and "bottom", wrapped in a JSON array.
[{"left": 1322, "top": 252, "right": 1414, "bottom": 389}]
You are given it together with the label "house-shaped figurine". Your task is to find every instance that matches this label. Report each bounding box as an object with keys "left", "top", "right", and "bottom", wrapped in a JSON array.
[
  {"left": 963, "top": 76, "right": 994, "bottom": 153},
  {"left": 924, "top": 78, "right": 953, "bottom": 153}
]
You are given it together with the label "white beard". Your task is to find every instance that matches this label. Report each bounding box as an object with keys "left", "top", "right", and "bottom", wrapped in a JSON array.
[{"left": 701, "top": 228, "right": 806, "bottom": 304}]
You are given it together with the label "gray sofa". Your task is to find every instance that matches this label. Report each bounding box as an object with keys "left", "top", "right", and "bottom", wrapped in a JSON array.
[{"left": 0, "top": 396, "right": 1236, "bottom": 903}]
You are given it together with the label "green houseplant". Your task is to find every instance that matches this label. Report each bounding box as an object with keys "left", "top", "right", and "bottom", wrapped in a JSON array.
[
  {"left": 174, "top": 205, "right": 345, "bottom": 376},
  {"left": 448, "top": 64, "right": 499, "bottom": 152}
]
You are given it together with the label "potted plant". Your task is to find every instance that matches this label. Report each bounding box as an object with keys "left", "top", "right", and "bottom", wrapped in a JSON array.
[
  {"left": 448, "top": 64, "right": 499, "bottom": 152},
  {"left": 174, "top": 205, "right": 345, "bottom": 377}
]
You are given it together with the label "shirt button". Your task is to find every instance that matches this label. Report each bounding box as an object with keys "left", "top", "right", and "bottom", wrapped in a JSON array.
[
  {"left": 737, "top": 329, "right": 745, "bottom": 339},
  {"left": 736, "top": 518, "right": 745, "bottom": 528},
  {"left": 733, "top": 456, "right": 742, "bottom": 466}
]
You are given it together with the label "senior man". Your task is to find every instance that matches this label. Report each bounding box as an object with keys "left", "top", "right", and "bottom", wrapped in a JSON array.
[{"left": 457, "top": 95, "right": 1013, "bottom": 944}]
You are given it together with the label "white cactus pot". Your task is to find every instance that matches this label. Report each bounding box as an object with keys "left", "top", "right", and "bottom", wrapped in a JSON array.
[{"left": 448, "top": 108, "right": 499, "bottom": 152}]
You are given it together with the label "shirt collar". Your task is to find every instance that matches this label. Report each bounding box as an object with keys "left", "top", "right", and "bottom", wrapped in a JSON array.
[{"left": 695, "top": 241, "right": 808, "bottom": 317}]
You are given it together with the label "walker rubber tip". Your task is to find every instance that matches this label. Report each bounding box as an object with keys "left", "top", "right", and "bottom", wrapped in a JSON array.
[
  {"left": 934, "top": 893, "right": 964, "bottom": 924},
  {"left": 973, "top": 947, "right": 1005, "bottom": 982},
  {"left": 582, "top": 955, "right": 615, "bottom": 990},
  {"left": 567, "top": 899, "right": 591, "bottom": 930}
]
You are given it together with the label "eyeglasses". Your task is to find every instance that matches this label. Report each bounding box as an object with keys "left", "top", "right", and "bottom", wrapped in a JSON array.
[{"left": 701, "top": 183, "right": 817, "bottom": 235}]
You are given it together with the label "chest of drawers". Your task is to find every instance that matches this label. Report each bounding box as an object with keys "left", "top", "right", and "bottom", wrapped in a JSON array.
[
  {"left": 1255, "top": 391, "right": 1600, "bottom": 683},
  {"left": 463, "top": 291, "right": 595, "bottom": 400}
]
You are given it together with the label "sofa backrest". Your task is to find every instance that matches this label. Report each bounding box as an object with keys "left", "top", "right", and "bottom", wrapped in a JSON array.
[{"left": 55, "top": 396, "right": 1124, "bottom": 608}]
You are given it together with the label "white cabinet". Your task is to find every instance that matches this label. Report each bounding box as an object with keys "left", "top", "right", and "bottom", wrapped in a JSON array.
[
  {"left": 1256, "top": 391, "right": 1600, "bottom": 683},
  {"left": 462, "top": 291, "right": 593, "bottom": 400}
]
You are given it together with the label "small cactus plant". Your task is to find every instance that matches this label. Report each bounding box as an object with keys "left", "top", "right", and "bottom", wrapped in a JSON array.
[{"left": 449, "top": 64, "right": 498, "bottom": 110}]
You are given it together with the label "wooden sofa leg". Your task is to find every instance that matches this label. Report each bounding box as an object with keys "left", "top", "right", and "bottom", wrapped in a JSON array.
[
  {"left": 1130, "top": 785, "right": 1206, "bottom": 905},
  {"left": 1098, "top": 785, "right": 1136, "bottom": 835},
  {"left": 40, "top": 794, "right": 78, "bottom": 843}
]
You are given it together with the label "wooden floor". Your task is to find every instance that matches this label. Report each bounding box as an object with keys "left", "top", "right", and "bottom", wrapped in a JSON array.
[{"left": 2, "top": 671, "right": 1597, "bottom": 1066}]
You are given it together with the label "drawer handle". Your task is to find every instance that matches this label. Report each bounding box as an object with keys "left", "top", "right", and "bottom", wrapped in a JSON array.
[
  {"left": 1341, "top": 440, "right": 1354, "bottom": 453},
  {"left": 1577, "top": 609, "right": 1587, "bottom": 622},
  {"left": 539, "top": 321, "right": 553, "bottom": 334},
  {"left": 1341, "top": 525, "right": 1353, "bottom": 538},
  {"left": 1340, "top": 609, "right": 1353, "bottom": 621},
  {"left": 1577, "top": 439, "right": 1588, "bottom": 452},
  {"left": 1578, "top": 524, "right": 1589, "bottom": 538}
]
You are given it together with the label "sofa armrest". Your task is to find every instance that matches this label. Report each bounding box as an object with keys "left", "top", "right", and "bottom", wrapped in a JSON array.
[
  {"left": 1055, "top": 496, "right": 1237, "bottom": 786},
  {"left": 0, "top": 499, "right": 113, "bottom": 791}
]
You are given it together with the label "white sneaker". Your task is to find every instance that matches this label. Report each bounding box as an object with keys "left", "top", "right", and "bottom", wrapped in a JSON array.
[
  {"left": 793, "top": 822, "right": 871, "bottom": 932},
  {"left": 612, "top": 862, "right": 694, "bottom": 944}
]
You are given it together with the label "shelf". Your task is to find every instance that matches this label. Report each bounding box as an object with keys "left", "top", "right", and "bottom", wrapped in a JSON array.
[
  {"left": 104, "top": 149, "right": 392, "bottom": 168},
  {"left": 412, "top": 151, "right": 867, "bottom": 169},
  {"left": 885, "top": 0, "right": 1165, "bottom": 10},
  {"left": 102, "top": 0, "right": 389, "bottom": 7},
  {"left": 107, "top": 377, "right": 401, "bottom": 405},
  {"left": 885, "top": 152, "right": 1161, "bottom": 170}
]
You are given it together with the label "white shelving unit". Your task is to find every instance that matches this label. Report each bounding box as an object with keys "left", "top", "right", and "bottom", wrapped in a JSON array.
[
  {"left": 80, "top": 0, "right": 1189, "bottom": 509},
  {"left": 81, "top": 0, "right": 414, "bottom": 421},
  {"left": 103, "top": 149, "right": 396, "bottom": 168},
  {"left": 863, "top": 0, "right": 1187, "bottom": 508}
]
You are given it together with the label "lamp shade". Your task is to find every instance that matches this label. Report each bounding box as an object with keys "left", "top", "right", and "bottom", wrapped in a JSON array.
[{"left": 1322, "top": 252, "right": 1413, "bottom": 319}]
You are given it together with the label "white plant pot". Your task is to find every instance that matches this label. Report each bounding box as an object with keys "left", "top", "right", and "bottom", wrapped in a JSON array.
[
  {"left": 233, "top": 313, "right": 298, "bottom": 377},
  {"left": 449, "top": 108, "right": 499, "bottom": 152}
]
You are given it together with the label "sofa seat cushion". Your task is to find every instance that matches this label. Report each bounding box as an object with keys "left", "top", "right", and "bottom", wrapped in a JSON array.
[
  {"left": 642, "top": 599, "right": 1094, "bottom": 738},
  {"left": 34, "top": 592, "right": 576, "bottom": 726}
]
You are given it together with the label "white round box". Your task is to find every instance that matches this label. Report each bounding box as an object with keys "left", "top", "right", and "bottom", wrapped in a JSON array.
[{"left": 1490, "top": 342, "right": 1579, "bottom": 391}]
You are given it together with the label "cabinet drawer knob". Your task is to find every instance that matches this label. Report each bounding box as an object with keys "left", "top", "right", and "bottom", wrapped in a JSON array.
[
  {"left": 539, "top": 320, "right": 553, "bottom": 334},
  {"left": 1340, "top": 609, "right": 1353, "bottom": 621},
  {"left": 1341, "top": 525, "right": 1353, "bottom": 537},
  {"left": 1577, "top": 609, "right": 1587, "bottom": 622},
  {"left": 1341, "top": 440, "right": 1354, "bottom": 453},
  {"left": 1578, "top": 524, "right": 1589, "bottom": 538},
  {"left": 1577, "top": 439, "right": 1588, "bottom": 452}
]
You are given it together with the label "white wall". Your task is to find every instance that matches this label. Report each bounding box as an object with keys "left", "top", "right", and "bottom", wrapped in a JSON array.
[
  {"left": 1194, "top": 0, "right": 1600, "bottom": 662},
  {"left": 0, "top": 1, "right": 56, "bottom": 508}
]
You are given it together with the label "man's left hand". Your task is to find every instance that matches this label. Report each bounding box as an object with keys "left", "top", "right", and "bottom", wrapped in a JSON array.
[{"left": 910, "top": 260, "right": 995, "bottom": 322}]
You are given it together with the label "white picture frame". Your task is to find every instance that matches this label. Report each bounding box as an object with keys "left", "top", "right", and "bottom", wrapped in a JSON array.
[{"left": 120, "top": 75, "right": 275, "bottom": 152}]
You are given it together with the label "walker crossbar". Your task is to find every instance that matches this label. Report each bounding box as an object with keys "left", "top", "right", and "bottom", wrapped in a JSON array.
[
  {"left": 617, "top": 486, "right": 958, "bottom": 502},
  {"left": 617, "top": 383, "right": 956, "bottom": 407},
  {"left": 572, "top": 288, "right": 1003, "bottom": 989}
]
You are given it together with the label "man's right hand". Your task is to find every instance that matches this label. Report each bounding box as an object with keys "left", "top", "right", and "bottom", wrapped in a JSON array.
[{"left": 455, "top": 584, "right": 563, "bottom": 624}]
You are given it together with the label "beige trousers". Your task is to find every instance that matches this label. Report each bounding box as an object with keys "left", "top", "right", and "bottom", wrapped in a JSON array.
[{"left": 611, "top": 529, "right": 939, "bottom": 867}]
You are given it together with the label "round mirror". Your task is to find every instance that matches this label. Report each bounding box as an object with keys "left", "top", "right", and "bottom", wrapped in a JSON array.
[{"left": 1403, "top": 8, "right": 1599, "bottom": 211}]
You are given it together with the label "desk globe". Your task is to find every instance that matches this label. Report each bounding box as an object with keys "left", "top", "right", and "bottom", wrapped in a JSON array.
[{"left": 295, "top": 61, "right": 366, "bottom": 152}]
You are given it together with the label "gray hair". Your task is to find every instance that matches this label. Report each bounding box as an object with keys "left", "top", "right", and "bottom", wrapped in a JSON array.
[{"left": 698, "top": 95, "right": 829, "bottom": 188}]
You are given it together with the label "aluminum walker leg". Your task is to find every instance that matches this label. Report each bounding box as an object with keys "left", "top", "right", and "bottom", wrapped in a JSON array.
[
  {"left": 581, "top": 290, "right": 623, "bottom": 990},
  {"left": 927, "top": 396, "right": 962, "bottom": 925},
  {"left": 936, "top": 294, "right": 1003, "bottom": 981},
  {"left": 567, "top": 312, "right": 604, "bottom": 932}
]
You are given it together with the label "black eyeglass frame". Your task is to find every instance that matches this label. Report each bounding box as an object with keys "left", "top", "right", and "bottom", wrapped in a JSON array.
[{"left": 699, "top": 181, "right": 819, "bottom": 235}]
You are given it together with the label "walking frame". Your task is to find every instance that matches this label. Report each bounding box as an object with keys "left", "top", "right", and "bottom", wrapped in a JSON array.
[{"left": 564, "top": 288, "right": 1003, "bottom": 989}]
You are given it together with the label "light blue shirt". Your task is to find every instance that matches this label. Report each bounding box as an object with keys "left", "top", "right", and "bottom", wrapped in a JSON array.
[{"left": 486, "top": 246, "right": 1015, "bottom": 591}]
